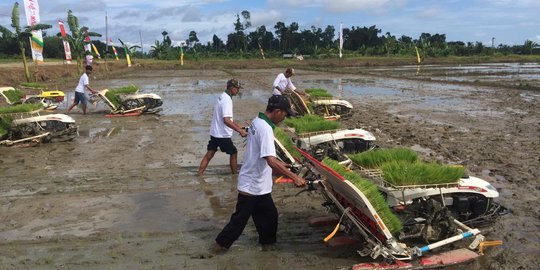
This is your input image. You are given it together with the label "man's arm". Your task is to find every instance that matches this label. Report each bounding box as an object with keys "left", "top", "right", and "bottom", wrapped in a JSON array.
[
  {"left": 224, "top": 117, "right": 248, "bottom": 137},
  {"left": 265, "top": 156, "right": 306, "bottom": 187},
  {"left": 85, "top": 84, "right": 97, "bottom": 94}
]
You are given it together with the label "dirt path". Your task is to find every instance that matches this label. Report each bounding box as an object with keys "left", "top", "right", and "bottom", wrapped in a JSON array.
[{"left": 0, "top": 65, "right": 538, "bottom": 269}]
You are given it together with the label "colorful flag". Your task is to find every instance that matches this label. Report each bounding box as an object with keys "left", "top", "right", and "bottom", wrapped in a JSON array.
[
  {"left": 57, "top": 20, "right": 72, "bottom": 63},
  {"left": 180, "top": 46, "right": 184, "bottom": 66},
  {"left": 82, "top": 31, "right": 94, "bottom": 65},
  {"left": 109, "top": 39, "right": 119, "bottom": 61},
  {"left": 92, "top": 43, "right": 101, "bottom": 59},
  {"left": 23, "top": 0, "right": 44, "bottom": 63},
  {"left": 339, "top": 22, "right": 343, "bottom": 59}
]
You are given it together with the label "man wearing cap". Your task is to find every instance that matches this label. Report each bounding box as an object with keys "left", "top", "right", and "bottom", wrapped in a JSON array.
[
  {"left": 212, "top": 95, "right": 306, "bottom": 253},
  {"left": 272, "top": 68, "right": 296, "bottom": 96},
  {"left": 198, "top": 79, "right": 248, "bottom": 176}
]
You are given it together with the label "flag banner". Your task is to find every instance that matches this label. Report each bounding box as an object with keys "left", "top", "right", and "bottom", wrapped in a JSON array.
[
  {"left": 339, "top": 22, "right": 343, "bottom": 59},
  {"left": 180, "top": 46, "right": 184, "bottom": 66},
  {"left": 84, "top": 33, "right": 93, "bottom": 65},
  {"left": 109, "top": 39, "right": 119, "bottom": 61},
  {"left": 58, "top": 20, "right": 72, "bottom": 63},
  {"left": 92, "top": 43, "right": 101, "bottom": 59},
  {"left": 23, "top": 0, "right": 44, "bottom": 63}
]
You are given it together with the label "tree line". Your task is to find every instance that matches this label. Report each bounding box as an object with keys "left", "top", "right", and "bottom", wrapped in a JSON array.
[{"left": 1, "top": 9, "right": 539, "bottom": 64}]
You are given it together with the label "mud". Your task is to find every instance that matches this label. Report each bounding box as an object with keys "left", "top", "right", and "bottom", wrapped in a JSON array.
[{"left": 0, "top": 63, "right": 539, "bottom": 269}]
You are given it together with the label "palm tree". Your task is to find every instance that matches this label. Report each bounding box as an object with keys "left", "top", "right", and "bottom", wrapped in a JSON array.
[
  {"left": 523, "top": 40, "right": 539, "bottom": 55},
  {"left": 0, "top": 2, "right": 51, "bottom": 82}
]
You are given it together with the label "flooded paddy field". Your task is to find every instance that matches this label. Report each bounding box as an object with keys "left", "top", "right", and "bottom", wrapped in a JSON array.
[{"left": 0, "top": 65, "right": 538, "bottom": 269}]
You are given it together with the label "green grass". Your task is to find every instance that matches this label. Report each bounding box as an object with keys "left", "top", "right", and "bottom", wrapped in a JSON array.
[
  {"left": 323, "top": 158, "right": 403, "bottom": 234},
  {"left": 2, "top": 89, "right": 24, "bottom": 104},
  {"left": 284, "top": 114, "right": 340, "bottom": 134},
  {"left": 381, "top": 161, "right": 464, "bottom": 186},
  {"left": 274, "top": 127, "right": 301, "bottom": 160},
  {"left": 349, "top": 148, "right": 418, "bottom": 169},
  {"left": 305, "top": 88, "right": 333, "bottom": 98},
  {"left": 19, "top": 82, "right": 46, "bottom": 89}
]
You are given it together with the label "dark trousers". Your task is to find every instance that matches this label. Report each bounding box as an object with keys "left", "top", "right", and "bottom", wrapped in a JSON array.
[{"left": 216, "top": 193, "right": 278, "bottom": 249}]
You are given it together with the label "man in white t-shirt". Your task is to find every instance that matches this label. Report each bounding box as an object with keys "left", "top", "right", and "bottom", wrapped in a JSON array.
[
  {"left": 198, "top": 79, "right": 248, "bottom": 176},
  {"left": 272, "top": 68, "right": 296, "bottom": 96},
  {"left": 213, "top": 95, "right": 306, "bottom": 253},
  {"left": 67, "top": 65, "right": 97, "bottom": 115}
]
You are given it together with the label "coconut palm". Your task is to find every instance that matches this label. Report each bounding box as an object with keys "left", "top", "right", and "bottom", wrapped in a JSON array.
[
  {"left": 66, "top": 10, "right": 101, "bottom": 73},
  {"left": 523, "top": 39, "right": 539, "bottom": 55},
  {"left": 0, "top": 2, "right": 51, "bottom": 82}
]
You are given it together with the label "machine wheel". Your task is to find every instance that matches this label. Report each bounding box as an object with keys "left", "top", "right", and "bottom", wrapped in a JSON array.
[{"left": 122, "top": 99, "right": 144, "bottom": 110}]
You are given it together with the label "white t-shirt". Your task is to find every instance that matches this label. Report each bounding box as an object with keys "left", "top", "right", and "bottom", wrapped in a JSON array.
[
  {"left": 237, "top": 114, "right": 276, "bottom": 196},
  {"left": 272, "top": 73, "right": 296, "bottom": 95},
  {"left": 75, "top": 73, "right": 89, "bottom": 93},
  {"left": 209, "top": 92, "right": 234, "bottom": 138}
]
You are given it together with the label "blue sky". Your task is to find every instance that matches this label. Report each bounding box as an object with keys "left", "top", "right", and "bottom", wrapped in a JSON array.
[{"left": 1, "top": 0, "right": 539, "bottom": 52}]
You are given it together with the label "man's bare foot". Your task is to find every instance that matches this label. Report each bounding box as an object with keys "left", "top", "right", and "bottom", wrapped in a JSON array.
[
  {"left": 209, "top": 242, "right": 227, "bottom": 255},
  {"left": 261, "top": 244, "right": 277, "bottom": 251}
]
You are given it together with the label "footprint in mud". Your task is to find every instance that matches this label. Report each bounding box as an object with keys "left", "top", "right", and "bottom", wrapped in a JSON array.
[{"left": 190, "top": 253, "right": 214, "bottom": 259}]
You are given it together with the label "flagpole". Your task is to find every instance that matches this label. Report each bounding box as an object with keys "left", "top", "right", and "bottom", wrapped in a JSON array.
[
  {"left": 105, "top": 11, "right": 109, "bottom": 72},
  {"left": 339, "top": 22, "right": 343, "bottom": 59},
  {"left": 139, "top": 30, "right": 143, "bottom": 59}
]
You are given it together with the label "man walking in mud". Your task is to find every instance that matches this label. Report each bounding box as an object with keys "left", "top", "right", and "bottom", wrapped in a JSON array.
[
  {"left": 67, "top": 65, "right": 98, "bottom": 115},
  {"left": 198, "top": 79, "right": 248, "bottom": 176},
  {"left": 212, "top": 95, "right": 306, "bottom": 253}
]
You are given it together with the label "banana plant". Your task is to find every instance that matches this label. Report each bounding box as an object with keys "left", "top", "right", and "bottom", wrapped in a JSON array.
[
  {"left": 66, "top": 10, "right": 101, "bottom": 73},
  {"left": 119, "top": 39, "right": 141, "bottom": 58},
  {"left": 0, "top": 2, "right": 51, "bottom": 82}
]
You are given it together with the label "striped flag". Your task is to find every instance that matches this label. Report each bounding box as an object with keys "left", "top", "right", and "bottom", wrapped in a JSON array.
[
  {"left": 109, "top": 39, "right": 119, "bottom": 61},
  {"left": 23, "top": 0, "right": 44, "bottom": 63},
  {"left": 58, "top": 20, "right": 72, "bottom": 63}
]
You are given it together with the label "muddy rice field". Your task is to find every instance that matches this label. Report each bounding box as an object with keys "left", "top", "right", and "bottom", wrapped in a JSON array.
[{"left": 0, "top": 62, "right": 539, "bottom": 269}]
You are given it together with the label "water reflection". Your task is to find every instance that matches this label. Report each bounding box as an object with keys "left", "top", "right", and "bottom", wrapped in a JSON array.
[{"left": 78, "top": 127, "right": 123, "bottom": 138}]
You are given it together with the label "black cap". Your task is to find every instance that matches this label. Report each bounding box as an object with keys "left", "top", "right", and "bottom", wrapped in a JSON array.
[
  {"left": 268, "top": 95, "right": 295, "bottom": 116},
  {"left": 227, "top": 79, "right": 242, "bottom": 89}
]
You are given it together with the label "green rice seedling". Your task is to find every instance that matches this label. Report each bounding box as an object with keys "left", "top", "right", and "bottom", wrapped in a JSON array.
[
  {"left": 2, "top": 89, "right": 24, "bottom": 104},
  {"left": 0, "top": 104, "right": 42, "bottom": 137},
  {"left": 284, "top": 114, "right": 340, "bottom": 134},
  {"left": 381, "top": 161, "right": 464, "bottom": 186},
  {"left": 0, "top": 115, "right": 12, "bottom": 137},
  {"left": 349, "top": 148, "right": 418, "bottom": 169},
  {"left": 104, "top": 92, "right": 124, "bottom": 108},
  {"left": 305, "top": 88, "right": 333, "bottom": 98},
  {"left": 105, "top": 86, "right": 139, "bottom": 108},
  {"left": 0, "top": 103, "right": 43, "bottom": 114},
  {"left": 323, "top": 158, "right": 403, "bottom": 234},
  {"left": 274, "top": 127, "right": 302, "bottom": 160},
  {"left": 19, "top": 82, "right": 46, "bottom": 89},
  {"left": 109, "top": 85, "right": 139, "bottom": 95}
]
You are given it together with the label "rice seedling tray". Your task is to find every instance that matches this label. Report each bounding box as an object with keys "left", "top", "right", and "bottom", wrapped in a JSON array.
[{"left": 354, "top": 165, "right": 460, "bottom": 190}]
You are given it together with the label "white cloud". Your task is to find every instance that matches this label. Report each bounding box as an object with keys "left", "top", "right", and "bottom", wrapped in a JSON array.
[{"left": 322, "top": 0, "right": 391, "bottom": 13}]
